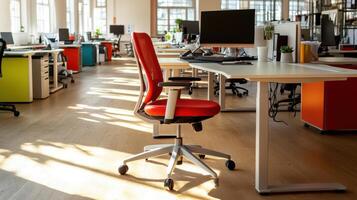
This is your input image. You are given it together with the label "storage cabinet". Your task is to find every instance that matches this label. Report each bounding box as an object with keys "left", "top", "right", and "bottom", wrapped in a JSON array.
[{"left": 32, "top": 55, "right": 50, "bottom": 99}]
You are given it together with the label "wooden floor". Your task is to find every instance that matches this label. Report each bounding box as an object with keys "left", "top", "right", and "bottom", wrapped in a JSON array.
[{"left": 1, "top": 58, "right": 357, "bottom": 200}]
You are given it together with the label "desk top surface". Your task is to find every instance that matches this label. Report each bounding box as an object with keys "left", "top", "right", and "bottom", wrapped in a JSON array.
[
  {"left": 328, "top": 49, "right": 357, "bottom": 54},
  {"left": 189, "top": 61, "right": 357, "bottom": 82},
  {"left": 156, "top": 47, "right": 187, "bottom": 53},
  {"left": 8, "top": 44, "right": 47, "bottom": 50},
  {"left": 158, "top": 58, "right": 189, "bottom": 68},
  {"left": 58, "top": 44, "right": 81, "bottom": 48},
  {"left": 4, "top": 49, "right": 64, "bottom": 56},
  {"left": 315, "top": 57, "right": 357, "bottom": 65}
]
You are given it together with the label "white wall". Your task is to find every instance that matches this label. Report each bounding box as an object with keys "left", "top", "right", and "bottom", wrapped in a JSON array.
[
  {"left": 0, "top": 0, "right": 12, "bottom": 32},
  {"left": 108, "top": 0, "right": 151, "bottom": 40}
]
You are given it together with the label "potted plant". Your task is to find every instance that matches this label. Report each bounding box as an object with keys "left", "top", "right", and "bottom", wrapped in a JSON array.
[
  {"left": 95, "top": 28, "right": 102, "bottom": 38},
  {"left": 264, "top": 23, "right": 274, "bottom": 40},
  {"left": 174, "top": 19, "right": 183, "bottom": 43},
  {"left": 280, "top": 46, "right": 294, "bottom": 63}
]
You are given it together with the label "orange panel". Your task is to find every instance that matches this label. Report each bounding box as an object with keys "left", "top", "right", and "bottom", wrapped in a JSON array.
[{"left": 301, "top": 82, "right": 325, "bottom": 129}]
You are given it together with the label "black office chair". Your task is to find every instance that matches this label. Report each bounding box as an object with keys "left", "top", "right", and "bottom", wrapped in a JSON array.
[
  {"left": 0, "top": 39, "right": 20, "bottom": 117},
  {"left": 214, "top": 78, "right": 249, "bottom": 97},
  {"left": 113, "top": 38, "right": 121, "bottom": 57},
  {"left": 275, "top": 83, "right": 301, "bottom": 112}
]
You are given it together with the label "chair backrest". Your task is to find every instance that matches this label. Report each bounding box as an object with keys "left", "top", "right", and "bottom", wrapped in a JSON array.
[
  {"left": 0, "top": 39, "right": 6, "bottom": 77},
  {"left": 132, "top": 32, "right": 163, "bottom": 105}
]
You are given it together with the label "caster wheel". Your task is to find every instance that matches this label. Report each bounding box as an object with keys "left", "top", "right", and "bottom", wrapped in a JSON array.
[
  {"left": 225, "top": 160, "right": 236, "bottom": 171},
  {"left": 118, "top": 164, "right": 128, "bottom": 175},
  {"left": 237, "top": 93, "right": 243, "bottom": 97},
  {"left": 64, "top": 84, "right": 68, "bottom": 88},
  {"left": 199, "top": 154, "right": 206, "bottom": 159},
  {"left": 164, "top": 178, "right": 174, "bottom": 190},
  {"left": 244, "top": 92, "right": 248, "bottom": 96},
  {"left": 14, "top": 111, "right": 20, "bottom": 117},
  {"left": 71, "top": 80, "right": 75, "bottom": 83}
]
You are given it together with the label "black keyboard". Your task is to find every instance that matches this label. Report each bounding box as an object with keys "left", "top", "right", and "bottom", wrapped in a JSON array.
[
  {"left": 195, "top": 56, "right": 237, "bottom": 62},
  {"left": 181, "top": 55, "right": 257, "bottom": 63},
  {"left": 238, "top": 56, "right": 257, "bottom": 61}
]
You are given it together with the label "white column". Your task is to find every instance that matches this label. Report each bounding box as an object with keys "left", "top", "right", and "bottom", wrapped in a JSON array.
[
  {"left": 55, "top": 0, "right": 67, "bottom": 29},
  {"left": 282, "top": 0, "right": 290, "bottom": 21},
  {"left": 74, "top": 0, "right": 80, "bottom": 33},
  {"left": 196, "top": 0, "right": 221, "bottom": 21},
  {"left": 0, "top": 0, "right": 12, "bottom": 32}
]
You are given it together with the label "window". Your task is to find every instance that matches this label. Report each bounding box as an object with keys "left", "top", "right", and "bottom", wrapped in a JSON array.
[
  {"left": 10, "top": 0, "right": 22, "bottom": 32},
  {"left": 221, "top": 0, "right": 281, "bottom": 25},
  {"left": 221, "top": 0, "right": 249, "bottom": 9},
  {"left": 66, "top": 0, "right": 75, "bottom": 32},
  {"left": 94, "top": 0, "right": 107, "bottom": 34},
  {"left": 157, "top": 0, "right": 196, "bottom": 34},
  {"left": 79, "top": 0, "right": 92, "bottom": 34},
  {"left": 37, "top": 0, "right": 50, "bottom": 33},
  {"left": 289, "top": 0, "right": 309, "bottom": 21}
]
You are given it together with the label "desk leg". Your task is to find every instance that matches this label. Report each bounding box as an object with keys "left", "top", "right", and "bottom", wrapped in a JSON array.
[
  {"left": 50, "top": 52, "right": 63, "bottom": 93},
  {"left": 218, "top": 74, "right": 255, "bottom": 112},
  {"left": 172, "top": 69, "right": 180, "bottom": 77},
  {"left": 164, "top": 69, "right": 171, "bottom": 94},
  {"left": 219, "top": 74, "right": 226, "bottom": 110},
  {"left": 192, "top": 68, "right": 198, "bottom": 87},
  {"left": 255, "top": 81, "right": 346, "bottom": 194},
  {"left": 255, "top": 81, "right": 270, "bottom": 192},
  {"left": 207, "top": 72, "right": 214, "bottom": 101}
]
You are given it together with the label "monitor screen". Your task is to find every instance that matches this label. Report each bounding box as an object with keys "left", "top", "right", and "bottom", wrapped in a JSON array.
[
  {"left": 200, "top": 10, "right": 255, "bottom": 47},
  {"left": 110, "top": 25, "right": 125, "bottom": 36},
  {"left": 0, "top": 32, "right": 14, "bottom": 45},
  {"left": 182, "top": 21, "right": 199, "bottom": 35},
  {"left": 59, "top": 28, "right": 69, "bottom": 41},
  {"left": 86, "top": 32, "right": 92, "bottom": 41}
]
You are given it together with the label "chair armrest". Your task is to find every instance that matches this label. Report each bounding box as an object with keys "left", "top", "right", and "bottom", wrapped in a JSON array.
[
  {"left": 168, "top": 77, "right": 201, "bottom": 82},
  {"left": 158, "top": 82, "right": 191, "bottom": 89}
]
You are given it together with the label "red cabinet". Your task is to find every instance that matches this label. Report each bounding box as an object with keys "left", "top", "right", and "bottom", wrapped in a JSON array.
[
  {"left": 101, "top": 41, "right": 113, "bottom": 61},
  {"left": 302, "top": 65, "right": 357, "bottom": 131},
  {"left": 62, "top": 46, "right": 82, "bottom": 72}
]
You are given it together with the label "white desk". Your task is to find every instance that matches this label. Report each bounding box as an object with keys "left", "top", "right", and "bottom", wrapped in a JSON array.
[
  {"left": 156, "top": 52, "right": 181, "bottom": 58},
  {"left": 315, "top": 57, "right": 357, "bottom": 65},
  {"left": 7, "top": 44, "right": 47, "bottom": 50},
  {"left": 189, "top": 61, "right": 357, "bottom": 194},
  {"left": 157, "top": 48, "right": 187, "bottom": 54}
]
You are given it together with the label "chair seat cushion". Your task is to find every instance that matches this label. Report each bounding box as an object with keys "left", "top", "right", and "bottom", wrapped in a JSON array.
[{"left": 144, "top": 99, "right": 220, "bottom": 117}]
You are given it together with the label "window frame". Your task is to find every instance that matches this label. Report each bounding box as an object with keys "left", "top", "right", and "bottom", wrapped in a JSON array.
[
  {"left": 155, "top": 0, "right": 197, "bottom": 35},
  {"left": 93, "top": 0, "right": 107, "bottom": 34},
  {"left": 221, "top": 0, "right": 282, "bottom": 25},
  {"left": 36, "top": 0, "right": 51, "bottom": 33}
]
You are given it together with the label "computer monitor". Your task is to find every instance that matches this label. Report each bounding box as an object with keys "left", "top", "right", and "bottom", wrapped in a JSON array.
[
  {"left": 320, "top": 14, "right": 336, "bottom": 47},
  {"left": 182, "top": 21, "right": 199, "bottom": 35},
  {"left": 59, "top": 28, "right": 70, "bottom": 42},
  {"left": 86, "top": 32, "right": 92, "bottom": 41},
  {"left": 0, "top": 32, "right": 14, "bottom": 45},
  {"left": 110, "top": 25, "right": 125, "bottom": 36},
  {"left": 200, "top": 9, "right": 255, "bottom": 48}
]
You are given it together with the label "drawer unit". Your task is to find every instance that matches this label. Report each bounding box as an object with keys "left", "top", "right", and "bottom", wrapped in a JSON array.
[{"left": 32, "top": 55, "right": 50, "bottom": 99}]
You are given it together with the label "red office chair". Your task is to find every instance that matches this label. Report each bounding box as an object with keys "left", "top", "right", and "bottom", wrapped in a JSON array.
[{"left": 118, "top": 32, "right": 235, "bottom": 190}]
